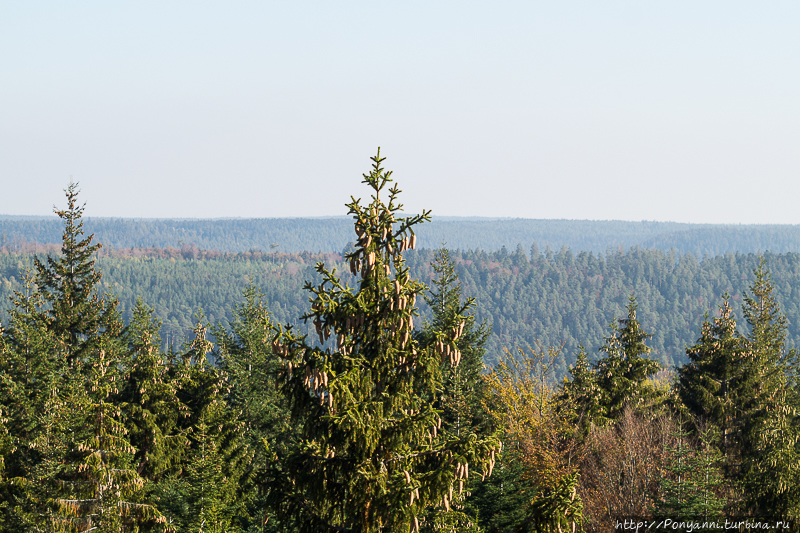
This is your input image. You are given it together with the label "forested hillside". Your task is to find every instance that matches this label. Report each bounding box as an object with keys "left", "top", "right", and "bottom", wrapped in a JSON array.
[
  {"left": 5, "top": 215, "right": 800, "bottom": 256},
  {"left": 4, "top": 165, "right": 800, "bottom": 531},
  {"left": 2, "top": 245, "right": 798, "bottom": 375}
]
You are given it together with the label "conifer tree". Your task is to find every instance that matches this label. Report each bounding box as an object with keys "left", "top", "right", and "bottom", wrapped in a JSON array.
[
  {"left": 1, "top": 185, "right": 126, "bottom": 529},
  {"left": 677, "top": 296, "right": 758, "bottom": 492},
  {"left": 463, "top": 450, "right": 529, "bottom": 533},
  {"left": 53, "top": 335, "right": 166, "bottom": 532},
  {"left": 120, "top": 299, "right": 185, "bottom": 482},
  {"left": 417, "top": 247, "right": 492, "bottom": 532},
  {"left": 31, "top": 182, "right": 119, "bottom": 366},
  {"left": 653, "top": 424, "right": 725, "bottom": 524},
  {"left": 594, "top": 296, "right": 660, "bottom": 423},
  {"left": 420, "top": 247, "right": 491, "bottom": 440},
  {"left": 526, "top": 472, "right": 584, "bottom": 533},
  {"left": 739, "top": 259, "right": 800, "bottom": 515},
  {"left": 0, "top": 273, "right": 69, "bottom": 529},
  {"left": 0, "top": 395, "right": 11, "bottom": 529},
  {"left": 268, "top": 150, "right": 501, "bottom": 533},
  {"left": 558, "top": 346, "right": 602, "bottom": 434},
  {"left": 213, "top": 286, "right": 295, "bottom": 531},
  {"left": 160, "top": 318, "right": 249, "bottom": 530},
  {"left": 179, "top": 414, "right": 238, "bottom": 533}
]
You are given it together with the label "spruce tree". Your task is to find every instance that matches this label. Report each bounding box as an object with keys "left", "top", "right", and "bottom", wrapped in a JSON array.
[
  {"left": 120, "top": 299, "right": 185, "bottom": 482},
  {"left": 268, "top": 150, "right": 501, "bottom": 533},
  {"left": 177, "top": 414, "right": 238, "bottom": 533},
  {"left": 558, "top": 346, "right": 602, "bottom": 434},
  {"left": 0, "top": 272, "right": 68, "bottom": 530},
  {"left": 653, "top": 424, "right": 725, "bottom": 525},
  {"left": 420, "top": 247, "right": 491, "bottom": 440},
  {"left": 418, "top": 247, "right": 492, "bottom": 532},
  {"left": 739, "top": 259, "right": 800, "bottom": 515},
  {"left": 1, "top": 185, "right": 126, "bottom": 529},
  {"left": 526, "top": 472, "right": 584, "bottom": 533},
  {"left": 31, "top": 182, "right": 119, "bottom": 366},
  {"left": 53, "top": 334, "right": 166, "bottom": 532},
  {"left": 594, "top": 296, "right": 660, "bottom": 423},
  {"left": 159, "top": 318, "right": 249, "bottom": 530},
  {"left": 213, "top": 286, "right": 295, "bottom": 531},
  {"left": 677, "top": 296, "right": 759, "bottom": 497}
]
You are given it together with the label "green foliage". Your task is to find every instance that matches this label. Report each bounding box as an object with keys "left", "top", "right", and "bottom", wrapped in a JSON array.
[
  {"left": 678, "top": 297, "right": 754, "bottom": 475},
  {"left": 0, "top": 185, "right": 134, "bottom": 531},
  {"left": 52, "top": 338, "right": 166, "bottom": 532},
  {"left": 421, "top": 247, "right": 492, "bottom": 439},
  {"left": 269, "top": 151, "right": 501, "bottom": 533},
  {"left": 652, "top": 425, "right": 726, "bottom": 525},
  {"left": 526, "top": 472, "right": 584, "bottom": 533},
  {"left": 558, "top": 346, "right": 603, "bottom": 434},
  {"left": 465, "top": 448, "right": 529, "bottom": 533},
  {"left": 31, "top": 183, "right": 120, "bottom": 366},
  {"left": 9, "top": 182, "right": 800, "bottom": 529},
  {"left": 738, "top": 258, "right": 800, "bottom": 516},
  {"left": 160, "top": 319, "right": 249, "bottom": 530},
  {"left": 675, "top": 261, "right": 800, "bottom": 518},
  {"left": 594, "top": 296, "right": 661, "bottom": 422},
  {"left": 417, "top": 247, "right": 494, "bottom": 531},
  {"left": 9, "top": 243, "right": 800, "bottom": 374},
  {"left": 213, "top": 285, "right": 294, "bottom": 531},
  {"left": 120, "top": 299, "right": 185, "bottom": 483}
]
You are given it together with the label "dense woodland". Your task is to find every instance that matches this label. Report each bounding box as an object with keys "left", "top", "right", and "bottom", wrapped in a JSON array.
[
  {"left": 1, "top": 159, "right": 800, "bottom": 532},
  {"left": 3, "top": 244, "right": 800, "bottom": 375}
]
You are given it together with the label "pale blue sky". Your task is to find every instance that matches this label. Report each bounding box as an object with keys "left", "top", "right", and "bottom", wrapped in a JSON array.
[{"left": 1, "top": 2, "right": 799, "bottom": 222}]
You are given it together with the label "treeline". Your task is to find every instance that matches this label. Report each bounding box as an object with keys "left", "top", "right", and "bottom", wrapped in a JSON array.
[
  {"left": 5, "top": 215, "right": 800, "bottom": 256},
  {"left": 3, "top": 245, "right": 800, "bottom": 375}
]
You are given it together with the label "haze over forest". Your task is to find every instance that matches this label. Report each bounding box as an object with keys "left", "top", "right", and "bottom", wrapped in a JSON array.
[{"left": 4, "top": 215, "right": 800, "bottom": 257}]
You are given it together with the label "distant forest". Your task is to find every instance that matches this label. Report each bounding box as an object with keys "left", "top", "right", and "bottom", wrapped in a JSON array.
[
  {"left": 4, "top": 215, "right": 800, "bottom": 257},
  {"left": 2, "top": 244, "right": 797, "bottom": 376}
]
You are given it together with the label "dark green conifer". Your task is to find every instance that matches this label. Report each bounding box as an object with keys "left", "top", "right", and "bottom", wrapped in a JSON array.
[
  {"left": 594, "top": 296, "right": 660, "bottom": 423},
  {"left": 31, "top": 182, "right": 119, "bottom": 366},
  {"left": 526, "top": 472, "right": 584, "bottom": 533},
  {"left": 213, "top": 286, "right": 294, "bottom": 531},
  {"left": 653, "top": 424, "right": 725, "bottom": 525},
  {"left": 421, "top": 247, "right": 491, "bottom": 439},
  {"left": 558, "top": 346, "right": 602, "bottom": 434},
  {"left": 160, "top": 318, "right": 248, "bottom": 530},
  {"left": 120, "top": 299, "right": 185, "bottom": 482},
  {"left": 0, "top": 185, "right": 128, "bottom": 530},
  {"left": 739, "top": 259, "right": 800, "bottom": 515},
  {"left": 677, "top": 296, "right": 758, "bottom": 495},
  {"left": 418, "top": 247, "right": 493, "bottom": 532},
  {"left": 53, "top": 335, "right": 166, "bottom": 531},
  {"left": 268, "top": 150, "right": 502, "bottom": 533}
]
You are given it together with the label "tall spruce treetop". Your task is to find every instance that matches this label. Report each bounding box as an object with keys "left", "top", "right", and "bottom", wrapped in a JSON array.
[
  {"left": 594, "top": 295, "right": 660, "bottom": 422},
  {"left": 420, "top": 247, "right": 490, "bottom": 434},
  {"left": 558, "top": 346, "right": 602, "bottom": 433},
  {"left": 677, "top": 296, "right": 757, "bottom": 475},
  {"left": 739, "top": 259, "right": 800, "bottom": 515},
  {"left": 33, "top": 182, "right": 117, "bottom": 364},
  {"left": 417, "top": 247, "right": 492, "bottom": 533},
  {"left": 742, "top": 257, "right": 794, "bottom": 381},
  {"left": 269, "top": 150, "right": 501, "bottom": 533}
]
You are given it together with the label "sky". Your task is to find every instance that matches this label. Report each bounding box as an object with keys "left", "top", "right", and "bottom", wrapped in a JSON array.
[{"left": 1, "top": 2, "right": 799, "bottom": 223}]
